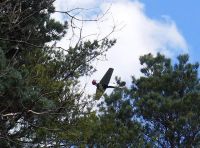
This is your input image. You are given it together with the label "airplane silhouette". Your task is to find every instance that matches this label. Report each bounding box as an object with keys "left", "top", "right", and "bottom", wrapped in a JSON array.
[{"left": 92, "top": 68, "right": 126, "bottom": 100}]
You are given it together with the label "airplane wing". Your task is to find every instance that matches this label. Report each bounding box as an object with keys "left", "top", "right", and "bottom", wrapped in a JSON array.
[
  {"left": 95, "top": 84, "right": 105, "bottom": 100},
  {"left": 99, "top": 68, "right": 114, "bottom": 85}
]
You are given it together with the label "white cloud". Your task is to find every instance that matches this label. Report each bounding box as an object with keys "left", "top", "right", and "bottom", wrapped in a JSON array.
[
  {"left": 52, "top": 0, "right": 101, "bottom": 22},
  {"left": 52, "top": 0, "right": 188, "bottom": 96},
  {"left": 54, "top": 0, "right": 98, "bottom": 9}
]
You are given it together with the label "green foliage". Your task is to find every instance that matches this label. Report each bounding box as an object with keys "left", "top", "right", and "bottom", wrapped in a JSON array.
[
  {"left": 1, "top": 0, "right": 199, "bottom": 147},
  {"left": 87, "top": 83, "right": 147, "bottom": 147},
  {"left": 0, "top": 0, "right": 115, "bottom": 146},
  {"left": 131, "top": 53, "right": 200, "bottom": 147}
]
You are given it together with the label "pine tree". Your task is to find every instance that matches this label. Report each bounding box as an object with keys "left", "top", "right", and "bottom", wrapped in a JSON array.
[
  {"left": 0, "top": 0, "right": 115, "bottom": 146},
  {"left": 131, "top": 53, "right": 200, "bottom": 147},
  {"left": 84, "top": 79, "right": 146, "bottom": 147}
]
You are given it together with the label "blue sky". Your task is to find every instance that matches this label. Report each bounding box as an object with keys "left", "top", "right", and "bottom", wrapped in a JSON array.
[
  {"left": 53, "top": 0, "right": 200, "bottom": 93},
  {"left": 140, "top": 0, "right": 200, "bottom": 63}
]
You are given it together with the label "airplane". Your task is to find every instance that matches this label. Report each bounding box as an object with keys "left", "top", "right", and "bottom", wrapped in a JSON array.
[{"left": 92, "top": 68, "right": 126, "bottom": 100}]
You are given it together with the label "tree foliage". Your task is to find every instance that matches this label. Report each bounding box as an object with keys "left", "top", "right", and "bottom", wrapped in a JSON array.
[
  {"left": 0, "top": 0, "right": 115, "bottom": 147},
  {"left": 131, "top": 53, "right": 200, "bottom": 147},
  {"left": 87, "top": 84, "right": 146, "bottom": 147},
  {"left": 1, "top": 0, "right": 200, "bottom": 147}
]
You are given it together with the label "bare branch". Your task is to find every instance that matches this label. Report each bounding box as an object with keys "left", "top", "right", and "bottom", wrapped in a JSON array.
[
  {"left": 1, "top": 112, "right": 21, "bottom": 117},
  {"left": 54, "top": 10, "right": 98, "bottom": 22},
  {"left": 27, "top": 110, "right": 49, "bottom": 115}
]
